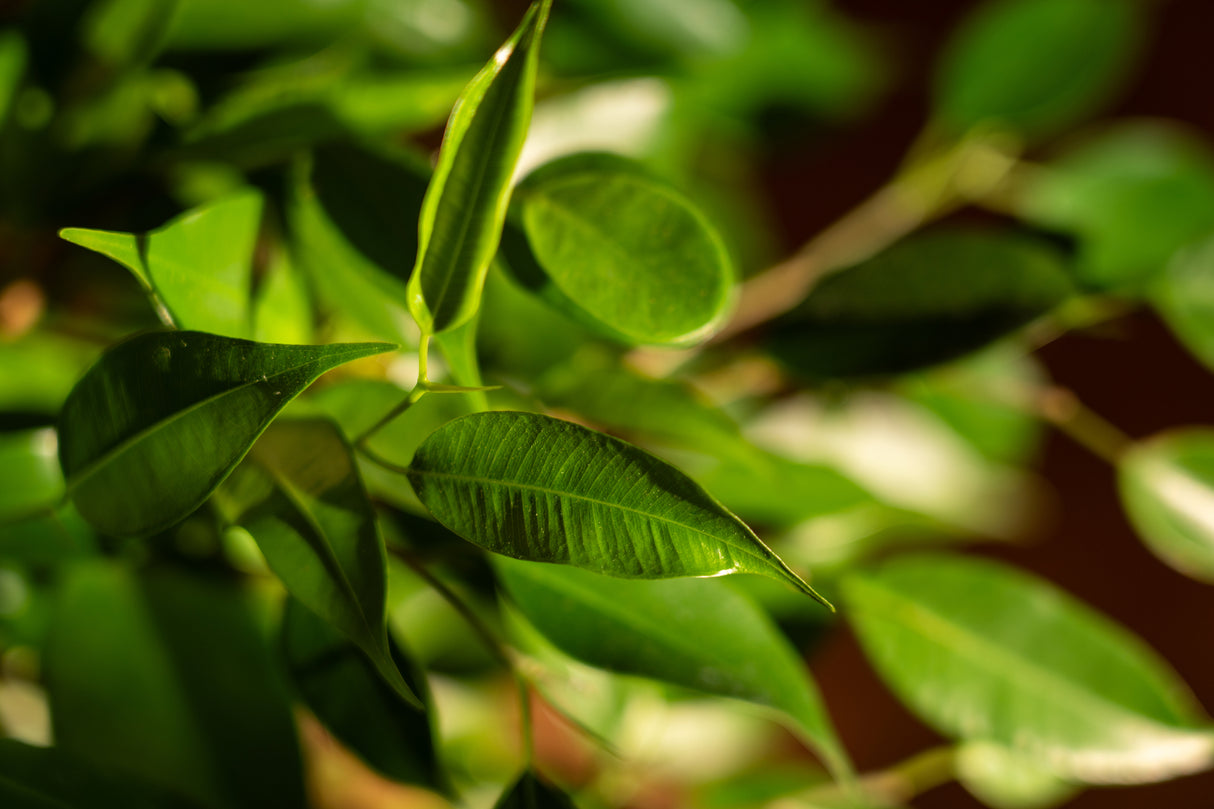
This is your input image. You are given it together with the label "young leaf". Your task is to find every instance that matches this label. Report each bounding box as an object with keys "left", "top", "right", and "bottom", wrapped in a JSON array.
[
  {"left": 282, "top": 598, "right": 442, "bottom": 788},
  {"left": 60, "top": 190, "right": 263, "bottom": 338},
  {"left": 765, "top": 230, "right": 1072, "bottom": 379},
  {"left": 934, "top": 0, "right": 1141, "bottom": 137},
  {"left": 57, "top": 331, "right": 394, "bottom": 537},
  {"left": 843, "top": 553, "right": 1214, "bottom": 783},
  {"left": 508, "top": 152, "right": 734, "bottom": 346},
  {"left": 1119, "top": 429, "right": 1214, "bottom": 583},
  {"left": 496, "top": 559, "right": 852, "bottom": 780},
  {"left": 493, "top": 771, "right": 578, "bottom": 809},
  {"left": 406, "top": 411, "right": 830, "bottom": 606},
  {"left": 44, "top": 563, "right": 304, "bottom": 809},
  {"left": 406, "top": 0, "right": 551, "bottom": 336},
  {"left": 217, "top": 418, "right": 422, "bottom": 708}
]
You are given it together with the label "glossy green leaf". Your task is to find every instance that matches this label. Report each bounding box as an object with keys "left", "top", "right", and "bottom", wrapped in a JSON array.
[
  {"left": 0, "top": 739, "right": 202, "bottom": 809},
  {"left": 934, "top": 0, "right": 1141, "bottom": 137},
  {"left": 217, "top": 418, "right": 421, "bottom": 708},
  {"left": 1019, "top": 122, "right": 1214, "bottom": 289},
  {"left": 406, "top": 0, "right": 551, "bottom": 335},
  {"left": 282, "top": 598, "right": 441, "bottom": 787},
  {"left": 60, "top": 190, "right": 263, "bottom": 338},
  {"left": 1119, "top": 429, "right": 1214, "bottom": 583},
  {"left": 509, "top": 152, "right": 734, "bottom": 346},
  {"left": 497, "top": 559, "right": 851, "bottom": 779},
  {"left": 57, "top": 331, "right": 393, "bottom": 537},
  {"left": 956, "top": 742, "right": 1075, "bottom": 809},
  {"left": 45, "top": 563, "right": 304, "bottom": 809},
  {"left": 766, "top": 230, "right": 1072, "bottom": 379},
  {"left": 406, "top": 411, "right": 829, "bottom": 606},
  {"left": 1152, "top": 233, "right": 1214, "bottom": 372},
  {"left": 0, "top": 429, "right": 62, "bottom": 522},
  {"left": 843, "top": 554, "right": 1213, "bottom": 783},
  {"left": 493, "top": 771, "right": 578, "bottom": 809}
]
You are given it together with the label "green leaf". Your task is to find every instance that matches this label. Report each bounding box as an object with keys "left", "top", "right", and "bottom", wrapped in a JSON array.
[
  {"left": 0, "top": 503, "right": 95, "bottom": 565},
  {"left": 497, "top": 559, "right": 852, "bottom": 780},
  {"left": 0, "top": 739, "right": 203, "bottom": 809},
  {"left": 955, "top": 742, "right": 1075, "bottom": 809},
  {"left": 1119, "top": 429, "right": 1214, "bottom": 583},
  {"left": 406, "top": 411, "right": 829, "bottom": 606},
  {"left": 508, "top": 152, "right": 734, "bottom": 346},
  {"left": 1152, "top": 232, "right": 1214, "bottom": 372},
  {"left": 282, "top": 598, "right": 442, "bottom": 788},
  {"left": 57, "top": 331, "right": 393, "bottom": 537},
  {"left": 842, "top": 553, "right": 1213, "bottom": 783},
  {"left": 44, "top": 562, "right": 304, "bottom": 809},
  {"left": 0, "top": 429, "right": 62, "bottom": 522},
  {"left": 60, "top": 190, "right": 264, "bottom": 338},
  {"left": 934, "top": 0, "right": 1141, "bottom": 137},
  {"left": 0, "top": 30, "right": 27, "bottom": 126},
  {"left": 406, "top": 0, "right": 551, "bottom": 335},
  {"left": 251, "top": 248, "right": 312, "bottom": 345},
  {"left": 493, "top": 772, "right": 578, "bottom": 809},
  {"left": 217, "top": 418, "right": 421, "bottom": 708},
  {"left": 765, "top": 230, "right": 1072, "bottom": 379}
]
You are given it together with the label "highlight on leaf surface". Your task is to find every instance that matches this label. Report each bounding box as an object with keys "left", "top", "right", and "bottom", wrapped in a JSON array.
[
  {"left": 57, "top": 331, "right": 395, "bottom": 538},
  {"left": 406, "top": 410, "right": 830, "bottom": 607}
]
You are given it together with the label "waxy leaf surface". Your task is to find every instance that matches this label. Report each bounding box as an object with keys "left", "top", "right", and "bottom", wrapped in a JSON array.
[
  {"left": 219, "top": 418, "right": 421, "bottom": 707},
  {"left": 60, "top": 191, "right": 263, "bottom": 338},
  {"left": 407, "top": 411, "right": 828, "bottom": 605},
  {"left": 1119, "top": 429, "right": 1214, "bottom": 583},
  {"left": 510, "top": 152, "right": 733, "bottom": 346},
  {"left": 407, "top": 0, "right": 550, "bottom": 335},
  {"left": 843, "top": 554, "right": 1213, "bottom": 783},
  {"left": 58, "top": 331, "right": 393, "bottom": 537},
  {"left": 497, "top": 559, "right": 851, "bottom": 779}
]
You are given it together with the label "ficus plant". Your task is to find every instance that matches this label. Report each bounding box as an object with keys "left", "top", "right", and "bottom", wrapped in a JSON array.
[{"left": 3, "top": 0, "right": 1214, "bottom": 808}]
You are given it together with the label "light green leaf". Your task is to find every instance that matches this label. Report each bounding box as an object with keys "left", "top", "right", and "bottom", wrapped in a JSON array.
[
  {"left": 843, "top": 553, "right": 1213, "bottom": 783},
  {"left": 251, "top": 247, "right": 312, "bottom": 345},
  {"left": 493, "top": 772, "right": 578, "bottom": 809},
  {"left": 406, "top": 0, "right": 551, "bottom": 335},
  {"left": 57, "top": 331, "right": 394, "bottom": 537},
  {"left": 282, "top": 598, "right": 441, "bottom": 787},
  {"left": 60, "top": 190, "right": 263, "bottom": 338},
  {"left": 0, "top": 429, "right": 62, "bottom": 522},
  {"left": 497, "top": 559, "right": 852, "bottom": 780},
  {"left": 1119, "top": 429, "right": 1214, "bottom": 583},
  {"left": 509, "top": 152, "right": 734, "bottom": 346},
  {"left": 956, "top": 741, "right": 1075, "bottom": 809},
  {"left": 217, "top": 418, "right": 421, "bottom": 708},
  {"left": 934, "top": 0, "right": 1141, "bottom": 137},
  {"left": 1153, "top": 233, "right": 1214, "bottom": 372},
  {"left": 766, "top": 230, "right": 1072, "bottom": 379},
  {"left": 406, "top": 411, "right": 830, "bottom": 606},
  {"left": 45, "top": 562, "right": 304, "bottom": 809}
]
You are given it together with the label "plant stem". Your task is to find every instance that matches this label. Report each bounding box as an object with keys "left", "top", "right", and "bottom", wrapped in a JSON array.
[
  {"left": 1031, "top": 387, "right": 1133, "bottom": 464},
  {"left": 353, "top": 334, "right": 433, "bottom": 446},
  {"left": 799, "top": 744, "right": 957, "bottom": 806}
]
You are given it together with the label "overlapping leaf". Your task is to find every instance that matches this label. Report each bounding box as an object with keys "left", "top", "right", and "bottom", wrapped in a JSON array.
[
  {"left": 493, "top": 771, "right": 578, "bottom": 809},
  {"left": 57, "top": 331, "right": 393, "bottom": 537}
]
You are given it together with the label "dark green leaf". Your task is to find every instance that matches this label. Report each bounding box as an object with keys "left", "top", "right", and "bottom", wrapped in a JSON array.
[
  {"left": 407, "top": 411, "right": 830, "bottom": 606},
  {"left": 57, "top": 331, "right": 393, "bottom": 537},
  {"left": 766, "top": 230, "right": 1072, "bottom": 379},
  {"left": 843, "top": 553, "right": 1213, "bottom": 783},
  {"left": 0, "top": 30, "right": 26, "bottom": 126},
  {"left": 282, "top": 598, "right": 442, "bottom": 788},
  {"left": 1119, "top": 429, "right": 1214, "bottom": 583},
  {"left": 44, "top": 563, "right": 304, "bottom": 809},
  {"left": 934, "top": 0, "right": 1141, "bottom": 137},
  {"left": 493, "top": 772, "right": 578, "bottom": 809},
  {"left": 508, "top": 152, "right": 734, "bottom": 346},
  {"left": 0, "top": 504, "right": 95, "bottom": 565},
  {"left": 407, "top": 0, "right": 551, "bottom": 335},
  {"left": 60, "top": 191, "right": 264, "bottom": 338},
  {"left": 163, "top": 0, "right": 362, "bottom": 50},
  {"left": 497, "top": 559, "right": 851, "bottom": 780},
  {"left": 217, "top": 418, "right": 421, "bottom": 708},
  {"left": 1152, "top": 233, "right": 1214, "bottom": 372}
]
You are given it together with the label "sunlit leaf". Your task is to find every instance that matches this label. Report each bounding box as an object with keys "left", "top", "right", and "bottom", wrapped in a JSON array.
[
  {"left": 934, "top": 0, "right": 1141, "bottom": 137},
  {"left": 57, "top": 331, "right": 393, "bottom": 537},
  {"left": 0, "top": 334, "right": 99, "bottom": 416},
  {"left": 1119, "top": 429, "right": 1214, "bottom": 584},
  {"left": 251, "top": 247, "right": 312, "bottom": 345},
  {"left": 493, "top": 771, "right": 578, "bottom": 809},
  {"left": 766, "top": 230, "right": 1072, "bottom": 379},
  {"left": 497, "top": 559, "right": 852, "bottom": 779},
  {"left": 407, "top": 0, "right": 551, "bottom": 335},
  {"left": 45, "top": 563, "right": 304, "bottom": 809},
  {"left": 407, "top": 411, "right": 830, "bottom": 605},
  {"left": 60, "top": 190, "right": 263, "bottom": 338},
  {"left": 282, "top": 598, "right": 442, "bottom": 787},
  {"left": 509, "top": 152, "right": 734, "bottom": 346},
  {"left": 843, "top": 553, "right": 1214, "bottom": 783},
  {"left": 956, "top": 741, "right": 1075, "bottom": 809},
  {"left": 218, "top": 418, "right": 421, "bottom": 708}
]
